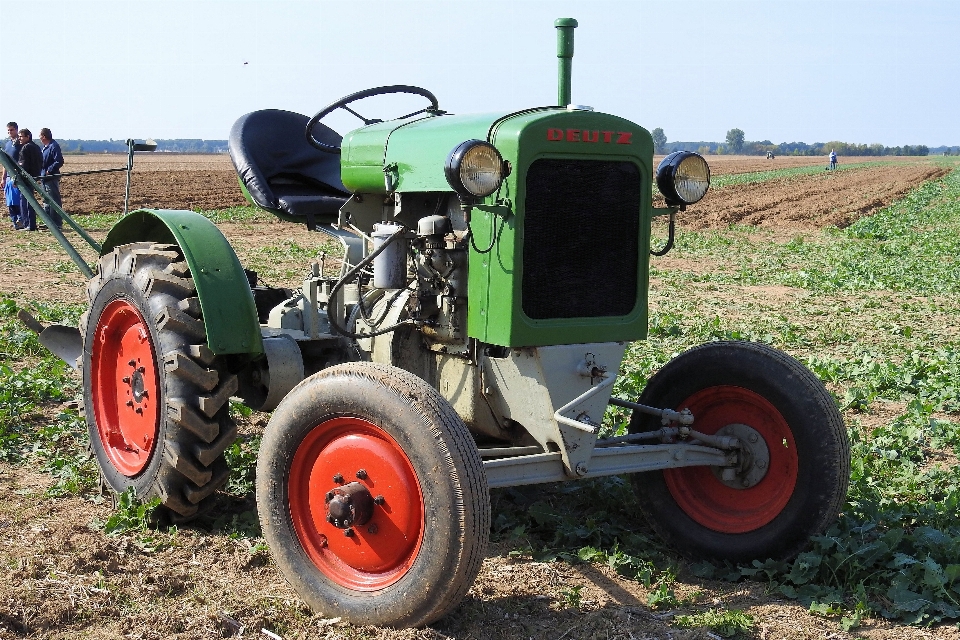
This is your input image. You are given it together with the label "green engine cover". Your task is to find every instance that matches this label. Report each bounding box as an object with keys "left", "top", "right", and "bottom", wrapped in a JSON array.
[{"left": 340, "top": 108, "right": 654, "bottom": 348}]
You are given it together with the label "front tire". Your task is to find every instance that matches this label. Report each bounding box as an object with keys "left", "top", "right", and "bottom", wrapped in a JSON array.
[
  {"left": 82, "top": 242, "right": 238, "bottom": 520},
  {"left": 257, "top": 362, "right": 489, "bottom": 627},
  {"left": 630, "top": 341, "right": 849, "bottom": 562}
]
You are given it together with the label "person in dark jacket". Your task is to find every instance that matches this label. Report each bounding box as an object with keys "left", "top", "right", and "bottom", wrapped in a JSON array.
[
  {"left": 16, "top": 129, "right": 42, "bottom": 231},
  {"left": 39, "top": 128, "right": 63, "bottom": 229}
]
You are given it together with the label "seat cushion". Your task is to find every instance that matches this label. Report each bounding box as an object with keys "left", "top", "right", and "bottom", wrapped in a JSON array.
[
  {"left": 277, "top": 194, "right": 348, "bottom": 217},
  {"left": 228, "top": 109, "right": 349, "bottom": 219}
]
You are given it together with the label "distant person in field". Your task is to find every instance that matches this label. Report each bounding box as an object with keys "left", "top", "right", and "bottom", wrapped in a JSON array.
[
  {"left": 2, "top": 121, "right": 23, "bottom": 229},
  {"left": 16, "top": 129, "right": 42, "bottom": 231},
  {"left": 829, "top": 149, "right": 838, "bottom": 170},
  {"left": 39, "top": 128, "right": 64, "bottom": 230}
]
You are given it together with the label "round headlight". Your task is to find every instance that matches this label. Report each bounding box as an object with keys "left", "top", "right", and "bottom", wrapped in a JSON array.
[
  {"left": 656, "top": 151, "right": 710, "bottom": 206},
  {"left": 445, "top": 140, "right": 505, "bottom": 199}
]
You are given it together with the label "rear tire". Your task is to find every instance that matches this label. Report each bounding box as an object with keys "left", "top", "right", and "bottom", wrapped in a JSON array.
[
  {"left": 630, "top": 341, "right": 849, "bottom": 562},
  {"left": 257, "top": 362, "right": 489, "bottom": 627},
  {"left": 82, "top": 242, "right": 238, "bottom": 521}
]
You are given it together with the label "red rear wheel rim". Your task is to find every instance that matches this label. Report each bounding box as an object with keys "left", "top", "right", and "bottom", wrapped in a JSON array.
[
  {"left": 289, "top": 416, "right": 424, "bottom": 590},
  {"left": 90, "top": 299, "right": 161, "bottom": 477},
  {"left": 664, "top": 385, "right": 798, "bottom": 533}
]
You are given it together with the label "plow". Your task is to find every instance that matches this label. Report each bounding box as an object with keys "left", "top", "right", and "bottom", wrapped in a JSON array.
[{"left": 5, "top": 18, "right": 850, "bottom": 628}]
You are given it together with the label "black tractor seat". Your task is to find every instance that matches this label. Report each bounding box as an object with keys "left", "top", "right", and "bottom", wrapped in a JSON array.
[{"left": 229, "top": 109, "right": 350, "bottom": 228}]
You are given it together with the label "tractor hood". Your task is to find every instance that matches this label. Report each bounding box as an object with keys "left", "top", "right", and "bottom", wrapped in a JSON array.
[{"left": 339, "top": 108, "right": 653, "bottom": 194}]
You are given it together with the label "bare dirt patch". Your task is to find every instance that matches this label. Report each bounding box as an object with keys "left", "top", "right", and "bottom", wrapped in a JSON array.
[
  {"left": 57, "top": 154, "right": 246, "bottom": 214},
  {"left": 681, "top": 163, "right": 949, "bottom": 230},
  {"left": 655, "top": 154, "right": 931, "bottom": 176},
  {"left": 1, "top": 463, "right": 955, "bottom": 640}
]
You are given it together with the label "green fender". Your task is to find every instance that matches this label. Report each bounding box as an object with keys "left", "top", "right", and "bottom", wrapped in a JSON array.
[{"left": 102, "top": 209, "right": 263, "bottom": 356}]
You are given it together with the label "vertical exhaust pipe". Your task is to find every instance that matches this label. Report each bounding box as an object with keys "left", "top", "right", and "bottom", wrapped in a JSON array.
[{"left": 555, "top": 18, "right": 578, "bottom": 107}]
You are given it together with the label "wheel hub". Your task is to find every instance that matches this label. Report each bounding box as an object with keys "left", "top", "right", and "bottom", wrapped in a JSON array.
[
  {"left": 325, "top": 481, "right": 374, "bottom": 529},
  {"left": 712, "top": 423, "right": 770, "bottom": 489},
  {"left": 130, "top": 368, "right": 147, "bottom": 403},
  {"left": 288, "top": 418, "right": 424, "bottom": 590}
]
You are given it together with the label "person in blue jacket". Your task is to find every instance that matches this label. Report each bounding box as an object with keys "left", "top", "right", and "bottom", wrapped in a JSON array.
[
  {"left": 39, "top": 128, "right": 64, "bottom": 229},
  {"left": 2, "top": 121, "right": 22, "bottom": 228}
]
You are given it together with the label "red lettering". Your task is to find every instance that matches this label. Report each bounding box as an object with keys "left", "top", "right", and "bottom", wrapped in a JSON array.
[
  {"left": 582, "top": 130, "right": 599, "bottom": 143},
  {"left": 601, "top": 131, "right": 614, "bottom": 143},
  {"left": 566, "top": 129, "right": 580, "bottom": 142},
  {"left": 547, "top": 128, "right": 564, "bottom": 141},
  {"left": 616, "top": 131, "right": 633, "bottom": 144}
]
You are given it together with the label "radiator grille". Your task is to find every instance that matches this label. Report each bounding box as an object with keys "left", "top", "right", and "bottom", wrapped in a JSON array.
[{"left": 522, "top": 159, "right": 641, "bottom": 320}]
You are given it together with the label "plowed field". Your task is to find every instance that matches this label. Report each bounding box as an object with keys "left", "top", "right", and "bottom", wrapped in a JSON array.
[
  {"left": 681, "top": 162, "right": 950, "bottom": 230},
  {"left": 1, "top": 155, "right": 956, "bottom": 640}
]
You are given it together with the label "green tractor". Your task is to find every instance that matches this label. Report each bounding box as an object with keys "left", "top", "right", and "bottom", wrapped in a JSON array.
[{"left": 10, "top": 18, "right": 849, "bottom": 628}]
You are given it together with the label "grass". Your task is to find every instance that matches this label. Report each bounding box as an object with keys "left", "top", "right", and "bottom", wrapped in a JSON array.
[{"left": 2, "top": 166, "right": 960, "bottom": 631}]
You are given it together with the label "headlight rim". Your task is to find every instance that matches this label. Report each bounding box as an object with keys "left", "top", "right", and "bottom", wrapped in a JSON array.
[
  {"left": 656, "top": 151, "right": 711, "bottom": 207},
  {"left": 444, "top": 139, "right": 505, "bottom": 200}
]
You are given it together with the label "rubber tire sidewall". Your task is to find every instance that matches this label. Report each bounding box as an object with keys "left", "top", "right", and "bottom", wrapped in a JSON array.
[
  {"left": 84, "top": 273, "right": 170, "bottom": 496},
  {"left": 630, "top": 341, "right": 849, "bottom": 563},
  {"left": 257, "top": 362, "right": 490, "bottom": 627}
]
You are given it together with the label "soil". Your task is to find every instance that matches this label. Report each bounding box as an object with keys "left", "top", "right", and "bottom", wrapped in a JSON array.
[
  {"left": 681, "top": 163, "right": 950, "bottom": 230},
  {"left": 1, "top": 155, "right": 957, "bottom": 640},
  {"left": 57, "top": 154, "right": 247, "bottom": 214}
]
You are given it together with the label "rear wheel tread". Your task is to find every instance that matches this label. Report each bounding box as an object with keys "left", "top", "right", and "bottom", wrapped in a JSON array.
[{"left": 83, "top": 243, "right": 239, "bottom": 521}]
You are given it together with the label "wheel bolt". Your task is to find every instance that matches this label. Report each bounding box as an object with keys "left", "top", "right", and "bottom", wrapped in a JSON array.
[
  {"left": 367, "top": 523, "right": 378, "bottom": 534},
  {"left": 757, "top": 460, "right": 767, "bottom": 469},
  {"left": 356, "top": 469, "right": 367, "bottom": 479},
  {"left": 122, "top": 376, "right": 130, "bottom": 384},
  {"left": 333, "top": 473, "right": 344, "bottom": 484},
  {"left": 135, "top": 407, "right": 143, "bottom": 415},
  {"left": 741, "top": 478, "right": 750, "bottom": 487},
  {"left": 749, "top": 433, "right": 759, "bottom": 443},
  {"left": 374, "top": 495, "right": 385, "bottom": 505},
  {"left": 344, "top": 527, "right": 354, "bottom": 537},
  {"left": 125, "top": 400, "right": 133, "bottom": 407},
  {"left": 326, "top": 514, "right": 334, "bottom": 524},
  {"left": 137, "top": 366, "right": 145, "bottom": 373},
  {"left": 325, "top": 491, "right": 334, "bottom": 502},
  {"left": 128, "top": 360, "right": 136, "bottom": 366}
]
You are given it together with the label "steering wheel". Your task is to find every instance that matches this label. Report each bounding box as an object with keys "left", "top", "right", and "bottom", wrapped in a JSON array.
[{"left": 306, "top": 85, "right": 440, "bottom": 154}]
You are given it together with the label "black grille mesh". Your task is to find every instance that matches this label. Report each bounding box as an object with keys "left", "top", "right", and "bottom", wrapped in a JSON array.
[{"left": 522, "top": 159, "right": 641, "bottom": 319}]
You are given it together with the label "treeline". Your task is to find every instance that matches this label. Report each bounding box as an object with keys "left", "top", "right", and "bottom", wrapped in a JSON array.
[
  {"left": 663, "top": 140, "right": 930, "bottom": 157},
  {"left": 60, "top": 139, "right": 228, "bottom": 154}
]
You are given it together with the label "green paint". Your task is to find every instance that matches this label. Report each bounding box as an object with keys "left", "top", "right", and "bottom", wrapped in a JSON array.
[
  {"left": 555, "top": 18, "right": 578, "bottom": 106},
  {"left": 339, "top": 104, "right": 655, "bottom": 347},
  {"left": 466, "top": 109, "right": 654, "bottom": 347},
  {"left": 340, "top": 112, "right": 511, "bottom": 193},
  {"left": 101, "top": 209, "right": 262, "bottom": 356}
]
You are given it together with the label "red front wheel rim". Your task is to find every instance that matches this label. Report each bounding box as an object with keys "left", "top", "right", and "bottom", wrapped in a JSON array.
[
  {"left": 289, "top": 416, "right": 424, "bottom": 591},
  {"left": 90, "top": 299, "right": 161, "bottom": 477},
  {"left": 664, "top": 385, "right": 798, "bottom": 533}
]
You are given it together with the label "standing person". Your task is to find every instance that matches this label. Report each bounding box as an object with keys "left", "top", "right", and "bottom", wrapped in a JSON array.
[
  {"left": 16, "top": 129, "right": 42, "bottom": 231},
  {"left": 829, "top": 149, "right": 838, "bottom": 170},
  {"left": 2, "top": 121, "right": 22, "bottom": 228},
  {"left": 39, "top": 128, "right": 63, "bottom": 229}
]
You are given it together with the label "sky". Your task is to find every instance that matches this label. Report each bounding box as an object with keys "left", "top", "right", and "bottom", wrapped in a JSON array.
[{"left": 0, "top": 0, "right": 957, "bottom": 147}]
